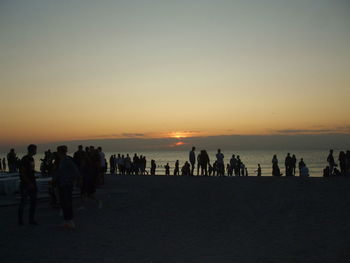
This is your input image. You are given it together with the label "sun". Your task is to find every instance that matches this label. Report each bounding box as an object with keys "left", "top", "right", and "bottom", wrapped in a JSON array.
[{"left": 169, "top": 132, "right": 187, "bottom": 139}]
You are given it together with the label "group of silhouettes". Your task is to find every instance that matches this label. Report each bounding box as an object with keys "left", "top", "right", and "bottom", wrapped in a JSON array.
[
  {"left": 10, "top": 143, "right": 350, "bottom": 229},
  {"left": 324, "top": 149, "right": 350, "bottom": 177},
  {"left": 271, "top": 153, "right": 308, "bottom": 177}
]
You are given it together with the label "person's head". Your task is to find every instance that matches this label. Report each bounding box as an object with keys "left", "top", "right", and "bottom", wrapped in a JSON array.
[
  {"left": 10, "top": 148, "right": 15, "bottom": 153},
  {"left": 57, "top": 145, "right": 68, "bottom": 159},
  {"left": 330, "top": 149, "right": 333, "bottom": 154},
  {"left": 192, "top": 146, "right": 195, "bottom": 151},
  {"left": 27, "top": 144, "right": 37, "bottom": 156},
  {"left": 301, "top": 158, "right": 304, "bottom": 161},
  {"left": 98, "top": 147, "right": 102, "bottom": 152},
  {"left": 232, "top": 154, "right": 235, "bottom": 158},
  {"left": 258, "top": 163, "right": 260, "bottom": 167},
  {"left": 287, "top": 153, "right": 290, "bottom": 156},
  {"left": 218, "top": 149, "right": 221, "bottom": 153},
  {"left": 78, "top": 145, "right": 83, "bottom": 151}
]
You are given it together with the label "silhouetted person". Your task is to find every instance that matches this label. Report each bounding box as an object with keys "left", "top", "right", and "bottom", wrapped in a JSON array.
[
  {"left": 327, "top": 150, "right": 335, "bottom": 176},
  {"left": 226, "top": 164, "right": 232, "bottom": 176},
  {"left": 291, "top": 154, "right": 297, "bottom": 175},
  {"left": 216, "top": 149, "right": 225, "bottom": 176},
  {"left": 53, "top": 145, "right": 80, "bottom": 229},
  {"left": 300, "top": 163, "right": 309, "bottom": 177},
  {"left": 165, "top": 163, "right": 170, "bottom": 176},
  {"left": 207, "top": 164, "right": 212, "bottom": 176},
  {"left": 285, "top": 153, "right": 293, "bottom": 176},
  {"left": 18, "top": 144, "right": 38, "bottom": 225},
  {"left": 189, "top": 147, "right": 196, "bottom": 176},
  {"left": 255, "top": 164, "right": 261, "bottom": 176},
  {"left": 272, "top": 155, "right": 281, "bottom": 176},
  {"left": 150, "top": 160, "right": 156, "bottom": 175},
  {"left": 236, "top": 155, "right": 242, "bottom": 176},
  {"left": 230, "top": 154, "right": 238, "bottom": 176},
  {"left": 339, "top": 151, "right": 346, "bottom": 176},
  {"left": 197, "top": 151, "right": 202, "bottom": 176},
  {"left": 110, "top": 155, "right": 116, "bottom": 174},
  {"left": 7, "top": 148, "right": 17, "bottom": 173},
  {"left": 346, "top": 150, "right": 350, "bottom": 176},
  {"left": 199, "top": 150, "right": 210, "bottom": 176},
  {"left": 323, "top": 166, "right": 330, "bottom": 177},
  {"left": 0, "top": 158, "right": 2, "bottom": 172},
  {"left": 241, "top": 162, "right": 246, "bottom": 176},
  {"left": 181, "top": 161, "right": 191, "bottom": 176},
  {"left": 174, "top": 160, "right": 179, "bottom": 176}
]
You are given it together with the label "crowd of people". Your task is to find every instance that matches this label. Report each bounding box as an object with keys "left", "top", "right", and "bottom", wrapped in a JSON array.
[{"left": 7, "top": 144, "right": 350, "bottom": 229}]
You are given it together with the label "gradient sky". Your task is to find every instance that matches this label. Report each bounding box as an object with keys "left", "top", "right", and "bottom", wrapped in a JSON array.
[{"left": 1, "top": 0, "right": 350, "bottom": 145}]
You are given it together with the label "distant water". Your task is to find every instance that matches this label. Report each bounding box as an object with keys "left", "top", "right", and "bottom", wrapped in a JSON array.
[{"left": 0, "top": 150, "right": 336, "bottom": 177}]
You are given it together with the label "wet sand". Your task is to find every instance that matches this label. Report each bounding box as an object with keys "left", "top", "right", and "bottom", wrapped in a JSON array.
[{"left": 1, "top": 175, "right": 350, "bottom": 263}]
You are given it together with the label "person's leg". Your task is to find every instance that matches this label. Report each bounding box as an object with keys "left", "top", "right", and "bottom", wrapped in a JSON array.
[
  {"left": 65, "top": 186, "right": 73, "bottom": 221},
  {"left": 28, "top": 188, "right": 37, "bottom": 224},
  {"left": 18, "top": 184, "right": 27, "bottom": 224}
]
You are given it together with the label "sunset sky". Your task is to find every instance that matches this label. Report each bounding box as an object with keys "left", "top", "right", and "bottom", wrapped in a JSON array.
[{"left": 1, "top": 0, "right": 350, "bottom": 146}]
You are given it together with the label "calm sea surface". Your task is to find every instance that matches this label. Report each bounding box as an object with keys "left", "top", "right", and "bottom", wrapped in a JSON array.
[{"left": 1, "top": 150, "right": 338, "bottom": 177}]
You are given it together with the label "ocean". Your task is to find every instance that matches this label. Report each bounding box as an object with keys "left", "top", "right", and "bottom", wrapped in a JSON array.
[{"left": 1, "top": 149, "right": 336, "bottom": 177}]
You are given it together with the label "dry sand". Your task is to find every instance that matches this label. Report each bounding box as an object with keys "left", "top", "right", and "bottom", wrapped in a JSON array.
[{"left": 1, "top": 175, "right": 350, "bottom": 263}]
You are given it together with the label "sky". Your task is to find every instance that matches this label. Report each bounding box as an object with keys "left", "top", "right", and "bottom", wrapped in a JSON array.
[{"left": 1, "top": 0, "right": 350, "bottom": 148}]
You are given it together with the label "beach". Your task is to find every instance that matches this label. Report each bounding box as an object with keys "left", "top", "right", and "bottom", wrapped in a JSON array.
[{"left": 1, "top": 175, "right": 350, "bottom": 263}]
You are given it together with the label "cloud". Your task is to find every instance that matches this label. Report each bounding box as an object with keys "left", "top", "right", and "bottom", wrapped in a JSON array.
[
  {"left": 121, "top": 133, "right": 145, "bottom": 138},
  {"left": 276, "top": 126, "right": 350, "bottom": 135},
  {"left": 276, "top": 129, "right": 333, "bottom": 134}
]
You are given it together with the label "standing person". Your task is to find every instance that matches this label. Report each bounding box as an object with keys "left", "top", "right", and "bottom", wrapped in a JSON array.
[
  {"left": 174, "top": 160, "right": 179, "bottom": 176},
  {"left": 197, "top": 151, "right": 202, "bottom": 176},
  {"left": 327, "top": 149, "right": 335, "bottom": 176},
  {"left": 189, "top": 147, "right": 196, "bottom": 176},
  {"left": 285, "top": 153, "right": 293, "bottom": 176},
  {"left": 291, "top": 154, "right": 297, "bottom": 175},
  {"left": 150, "top": 160, "right": 156, "bottom": 175},
  {"left": 230, "top": 155, "right": 237, "bottom": 176},
  {"left": 272, "top": 155, "right": 281, "bottom": 176},
  {"left": 53, "top": 146, "right": 80, "bottom": 229},
  {"left": 165, "top": 163, "right": 170, "bottom": 176},
  {"left": 200, "top": 150, "right": 210, "bottom": 176},
  {"left": 7, "top": 148, "right": 17, "bottom": 173},
  {"left": 255, "top": 164, "right": 262, "bottom": 176},
  {"left": 236, "top": 156, "right": 242, "bottom": 176},
  {"left": 216, "top": 149, "right": 225, "bottom": 177},
  {"left": 109, "top": 155, "right": 115, "bottom": 174},
  {"left": 339, "top": 151, "right": 346, "bottom": 176},
  {"left": 18, "top": 144, "right": 38, "bottom": 225}
]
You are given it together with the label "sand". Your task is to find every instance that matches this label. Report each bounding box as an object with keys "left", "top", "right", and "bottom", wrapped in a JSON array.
[{"left": 1, "top": 175, "right": 350, "bottom": 263}]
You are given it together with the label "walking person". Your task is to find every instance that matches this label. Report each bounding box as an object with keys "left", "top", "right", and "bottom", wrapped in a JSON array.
[
  {"left": 18, "top": 144, "right": 38, "bottom": 225},
  {"left": 174, "top": 160, "right": 179, "bottom": 176},
  {"left": 53, "top": 146, "right": 80, "bottom": 229}
]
